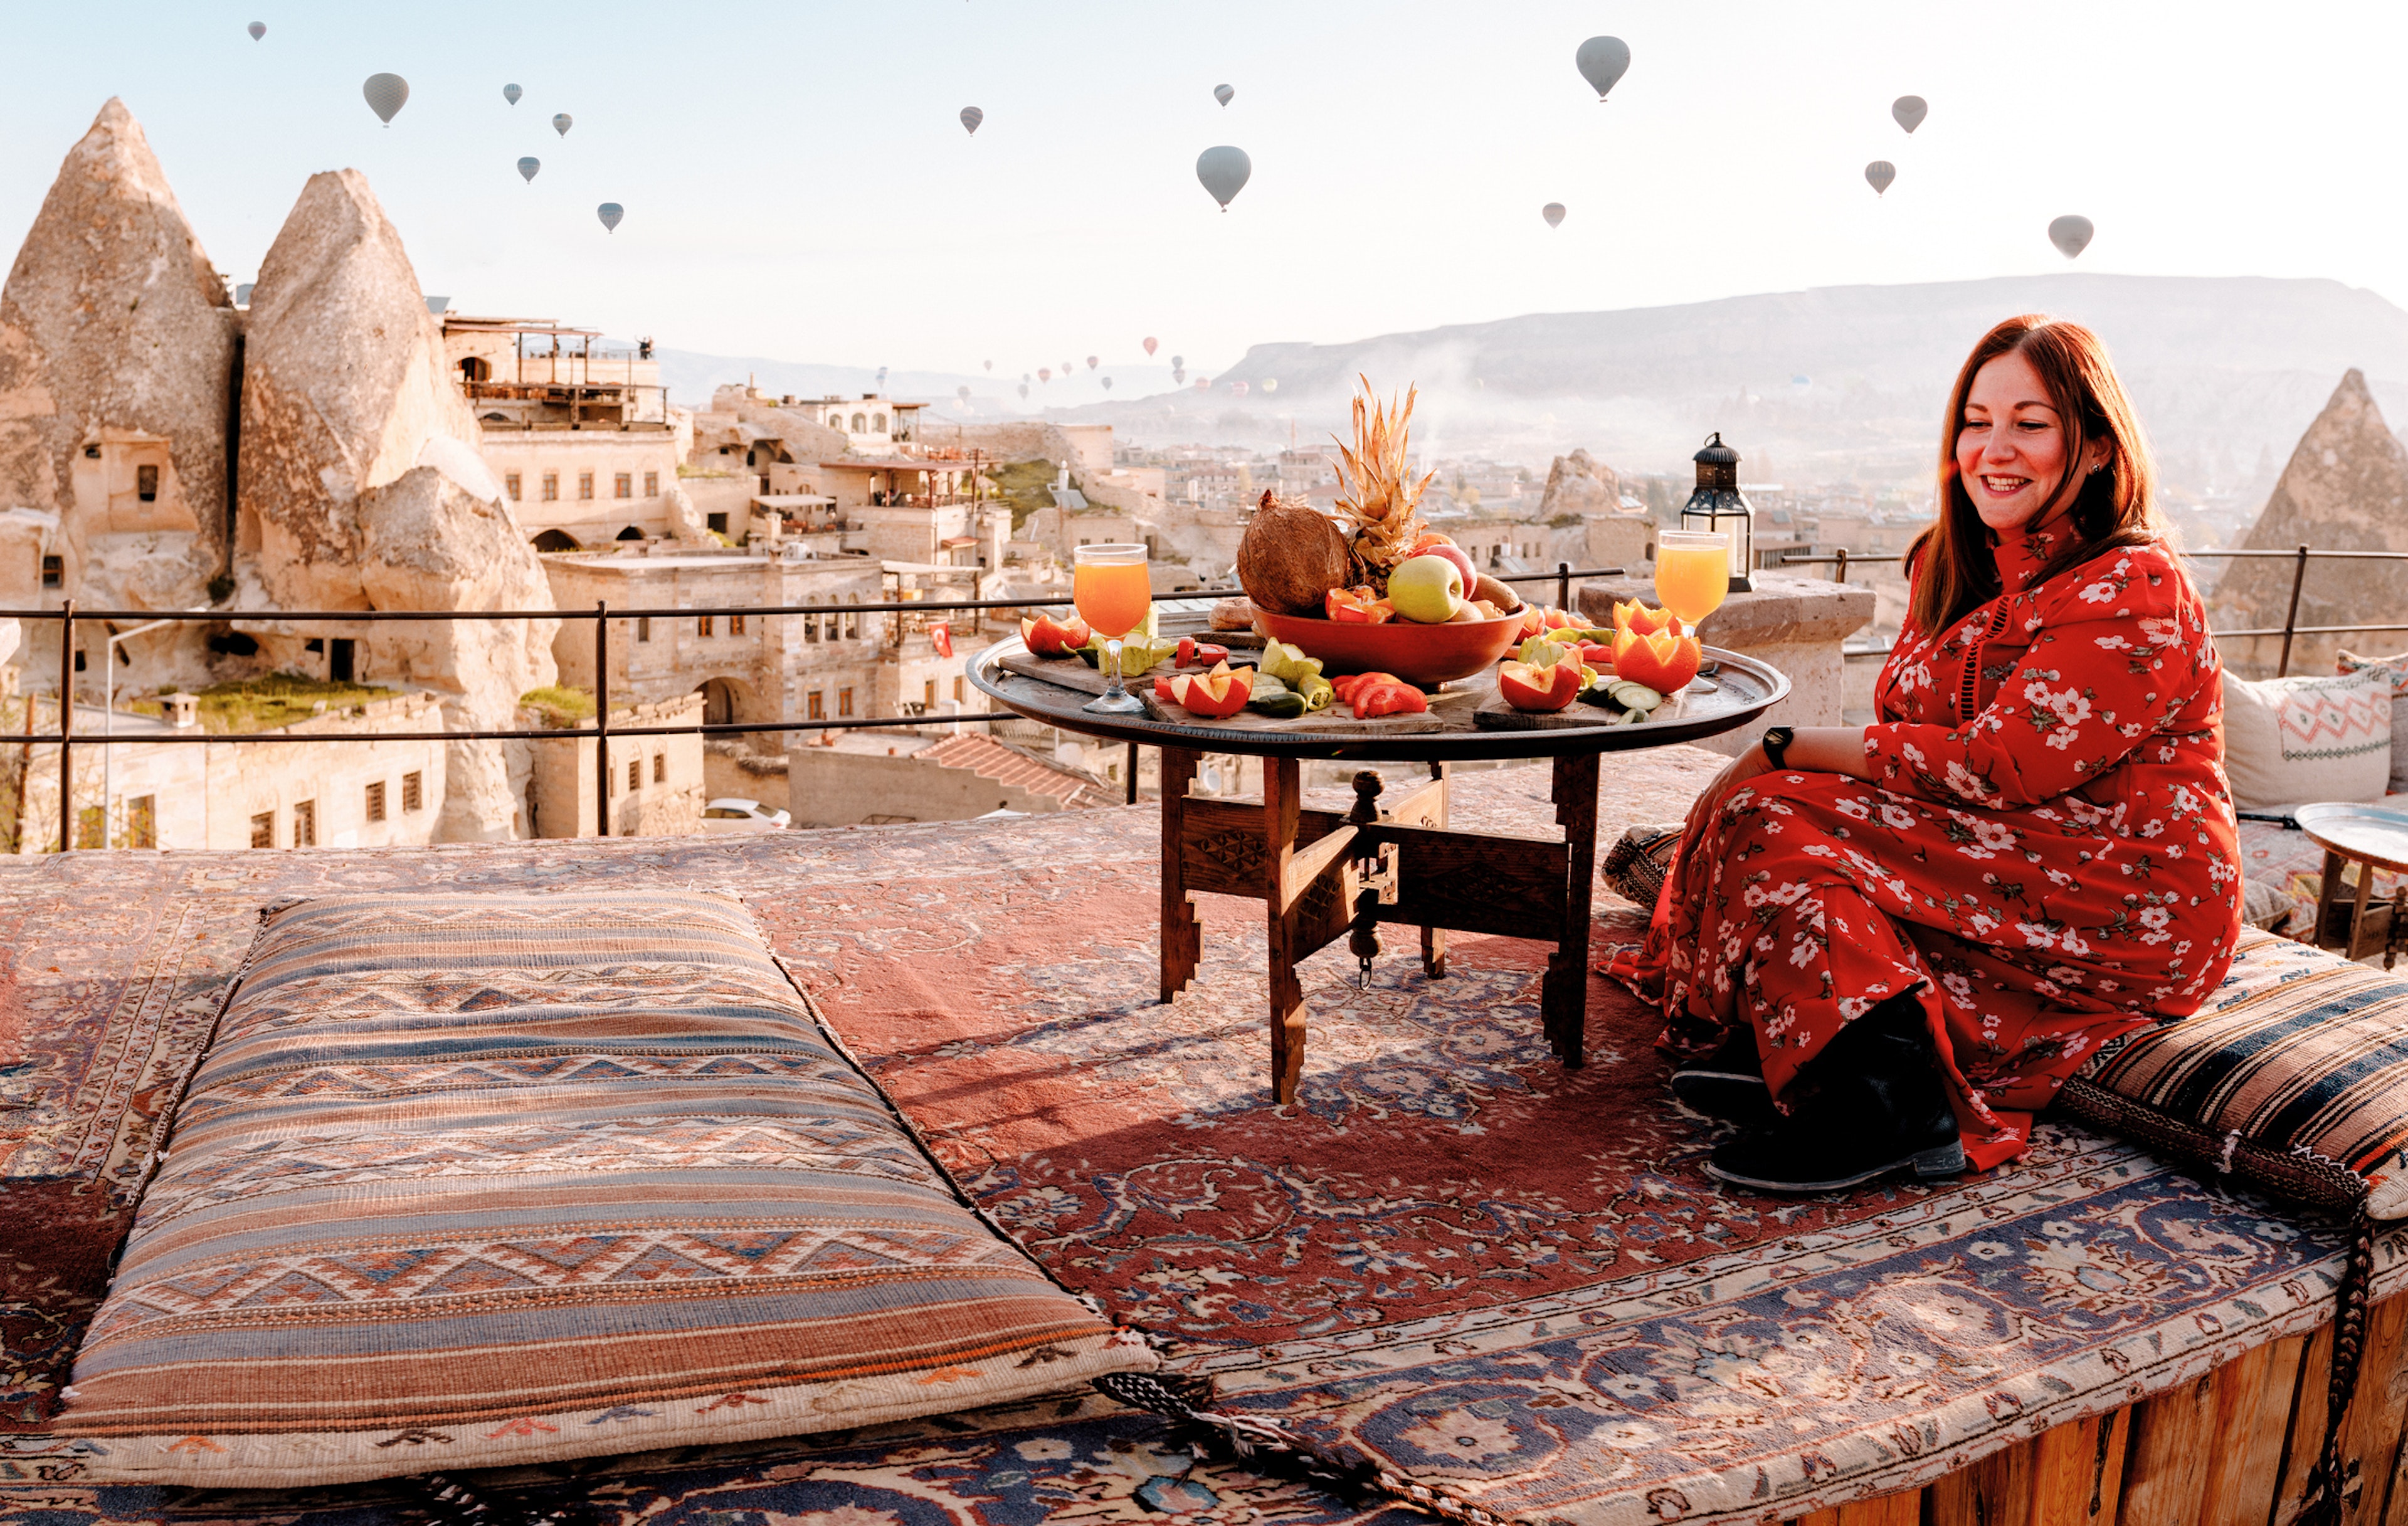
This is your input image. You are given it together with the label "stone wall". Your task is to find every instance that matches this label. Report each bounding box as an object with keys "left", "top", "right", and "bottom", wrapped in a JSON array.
[{"left": 783, "top": 743, "right": 1076, "bottom": 827}]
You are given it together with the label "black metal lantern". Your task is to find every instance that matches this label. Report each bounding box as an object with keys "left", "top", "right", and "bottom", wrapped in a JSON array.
[{"left": 1680, "top": 432, "right": 1755, "bottom": 593}]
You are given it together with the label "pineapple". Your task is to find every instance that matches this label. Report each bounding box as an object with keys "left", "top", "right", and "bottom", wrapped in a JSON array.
[{"left": 1331, "top": 374, "right": 1437, "bottom": 595}]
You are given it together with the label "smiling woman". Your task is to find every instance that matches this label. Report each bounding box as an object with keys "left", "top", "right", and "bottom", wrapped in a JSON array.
[{"left": 1613, "top": 315, "right": 2242, "bottom": 1195}]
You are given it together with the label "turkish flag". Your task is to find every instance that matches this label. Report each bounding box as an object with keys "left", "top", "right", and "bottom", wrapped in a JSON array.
[{"left": 930, "top": 622, "right": 953, "bottom": 659}]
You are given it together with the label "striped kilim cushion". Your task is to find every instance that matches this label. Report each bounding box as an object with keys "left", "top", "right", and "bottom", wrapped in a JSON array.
[
  {"left": 56, "top": 891, "right": 1153, "bottom": 1486},
  {"left": 2062, "top": 927, "right": 2408, "bottom": 1218}
]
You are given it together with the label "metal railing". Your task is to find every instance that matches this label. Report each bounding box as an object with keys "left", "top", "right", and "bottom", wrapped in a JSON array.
[
  {"left": 0, "top": 565, "right": 1629, "bottom": 852},
  {"left": 1778, "top": 544, "right": 2408, "bottom": 676}
]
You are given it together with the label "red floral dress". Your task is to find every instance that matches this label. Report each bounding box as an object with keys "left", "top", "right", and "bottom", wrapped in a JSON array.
[{"left": 1617, "top": 529, "right": 2243, "bottom": 1170}]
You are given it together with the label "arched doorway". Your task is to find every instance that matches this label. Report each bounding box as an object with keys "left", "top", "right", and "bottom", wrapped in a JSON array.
[
  {"left": 532, "top": 529, "right": 579, "bottom": 553},
  {"left": 460, "top": 356, "right": 492, "bottom": 383},
  {"left": 697, "top": 677, "right": 744, "bottom": 726},
  {"left": 615, "top": 525, "right": 645, "bottom": 542}
]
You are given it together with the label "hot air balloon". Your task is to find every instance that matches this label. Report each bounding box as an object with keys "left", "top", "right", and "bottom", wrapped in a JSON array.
[
  {"left": 552, "top": 113, "right": 573, "bottom": 137},
  {"left": 1171, "top": 354, "right": 1184, "bottom": 369},
  {"left": 1543, "top": 202, "right": 1565, "bottom": 228},
  {"left": 1038, "top": 368, "right": 1052, "bottom": 382},
  {"left": 983, "top": 359, "right": 993, "bottom": 371},
  {"left": 1173, "top": 367, "right": 1186, "bottom": 384},
  {"left": 1085, "top": 356, "right": 1098, "bottom": 370},
  {"left": 957, "top": 385, "right": 971, "bottom": 403},
  {"left": 1062, "top": 361, "right": 1074, "bottom": 376},
  {"left": 247, "top": 21, "right": 265, "bottom": 40},
  {"left": 876, "top": 366, "right": 889, "bottom": 388},
  {"left": 1101, "top": 377, "right": 1113, "bottom": 391},
  {"left": 1143, "top": 337, "right": 1158, "bottom": 356},
  {"left": 1575, "top": 36, "right": 1630, "bottom": 101},
  {"left": 1892, "top": 95, "right": 1928, "bottom": 134},
  {"left": 1262, "top": 379, "right": 1278, "bottom": 393},
  {"left": 1194, "top": 378, "right": 1210, "bottom": 391},
  {"left": 1018, "top": 383, "right": 1029, "bottom": 399},
  {"left": 2049, "top": 215, "right": 2094, "bottom": 260},
  {"left": 363, "top": 73, "right": 409, "bottom": 125},
  {"left": 504, "top": 83, "right": 522, "bottom": 105},
  {"left": 596, "top": 203, "right": 623, "bottom": 233},
  {"left": 517, "top": 157, "right": 541, "bottom": 183},
  {"left": 960, "top": 107, "right": 983, "bottom": 135},
  {"left": 1230, "top": 380, "right": 1250, "bottom": 398},
  {"left": 1214, "top": 83, "right": 1234, "bottom": 107},
  {"left": 1196, "top": 146, "right": 1250, "bottom": 211},
  {"left": 1864, "top": 161, "right": 1896, "bottom": 196}
]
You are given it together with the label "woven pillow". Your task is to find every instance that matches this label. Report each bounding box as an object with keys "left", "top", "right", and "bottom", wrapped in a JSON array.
[
  {"left": 2336, "top": 649, "right": 2408, "bottom": 795},
  {"left": 1603, "top": 822, "right": 1683, "bottom": 908},
  {"left": 2061, "top": 927, "right": 2408, "bottom": 1217},
  {"left": 58, "top": 891, "right": 1153, "bottom": 1487},
  {"left": 2221, "top": 667, "right": 2393, "bottom": 811}
]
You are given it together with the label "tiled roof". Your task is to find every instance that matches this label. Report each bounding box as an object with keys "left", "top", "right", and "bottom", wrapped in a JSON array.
[{"left": 918, "top": 733, "right": 1100, "bottom": 808}]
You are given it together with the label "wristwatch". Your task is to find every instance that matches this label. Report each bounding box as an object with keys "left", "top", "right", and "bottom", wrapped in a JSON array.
[{"left": 1761, "top": 726, "right": 1795, "bottom": 769}]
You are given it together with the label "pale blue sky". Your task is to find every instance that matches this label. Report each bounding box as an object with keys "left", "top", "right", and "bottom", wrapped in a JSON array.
[{"left": 0, "top": 1, "right": 2382, "bottom": 386}]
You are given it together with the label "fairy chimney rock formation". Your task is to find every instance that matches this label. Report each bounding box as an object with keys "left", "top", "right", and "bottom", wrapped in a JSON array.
[
  {"left": 1539, "top": 448, "right": 1620, "bottom": 519},
  {"left": 0, "top": 99, "right": 233, "bottom": 672},
  {"left": 237, "top": 169, "right": 557, "bottom": 840},
  {"left": 2212, "top": 369, "right": 2408, "bottom": 677}
]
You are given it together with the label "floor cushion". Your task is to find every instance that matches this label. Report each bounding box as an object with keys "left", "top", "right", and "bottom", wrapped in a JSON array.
[
  {"left": 54, "top": 890, "right": 1153, "bottom": 1486},
  {"left": 2221, "top": 667, "right": 2393, "bottom": 812},
  {"left": 2061, "top": 926, "right": 2408, "bottom": 1217},
  {"left": 2337, "top": 649, "right": 2408, "bottom": 796}
]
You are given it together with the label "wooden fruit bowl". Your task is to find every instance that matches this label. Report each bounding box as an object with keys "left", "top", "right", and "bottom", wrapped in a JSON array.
[{"left": 1255, "top": 606, "right": 1526, "bottom": 686}]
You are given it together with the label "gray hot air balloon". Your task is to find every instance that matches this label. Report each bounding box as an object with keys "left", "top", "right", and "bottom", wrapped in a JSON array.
[
  {"left": 1575, "top": 36, "right": 1630, "bottom": 101},
  {"left": 504, "top": 83, "right": 522, "bottom": 105},
  {"left": 1892, "top": 95, "right": 1928, "bottom": 134},
  {"left": 1171, "top": 354, "right": 1184, "bottom": 369},
  {"left": 552, "top": 113, "right": 573, "bottom": 137},
  {"left": 517, "top": 157, "right": 541, "bottom": 183},
  {"left": 597, "top": 203, "right": 623, "bottom": 233},
  {"left": 2049, "top": 215, "right": 2094, "bottom": 260},
  {"left": 1101, "top": 377, "right": 1113, "bottom": 391},
  {"left": 1214, "top": 83, "right": 1234, "bottom": 107},
  {"left": 1865, "top": 161, "right": 1896, "bottom": 196},
  {"left": 960, "top": 107, "right": 983, "bottom": 135},
  {"left": 1196, "top": 146, "right": 1251, "bottom": 211},
  {"left": 957, "top": 385, "right": 971, "bottom": 403},
  {"left": 247, "top": 21, "right": 265, "bottom": 40},
  {"left": 363, "top": 73, "right": 409, "bottom": 125},
  {"left": 1143, "top": 337, "right": 1158, "bottom": 356},
  {"left": 1173, "top": 367, "right": 1185, "bottom": 384},
  {"left": 1543, "top": 202, "right": 1565, "bottom": 228},
  {"left": 1085, "top": 355, "right": 1098, "bottom": 370}
]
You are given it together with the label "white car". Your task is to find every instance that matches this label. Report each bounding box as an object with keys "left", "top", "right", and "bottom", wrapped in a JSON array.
[{"left": 700, "top": 798, "right": 791, "bottom": 834}]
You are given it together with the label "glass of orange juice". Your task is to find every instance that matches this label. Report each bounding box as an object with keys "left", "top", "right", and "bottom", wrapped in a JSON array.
[
  {"left": 1073, "top": 543, "right": 1151, "bottom": 714},
  {"left": 1652, "top": 530, "right": 1731, "bottom": 633}
]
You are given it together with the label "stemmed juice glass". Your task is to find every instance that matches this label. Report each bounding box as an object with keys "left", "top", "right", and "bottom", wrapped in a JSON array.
[{"left": 1073, "top": 543, "right": 1151, "bottom": 714}]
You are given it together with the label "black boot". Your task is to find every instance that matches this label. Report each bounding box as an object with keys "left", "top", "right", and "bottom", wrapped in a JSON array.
[
  {"left": 1706, "top": 993, "right": 1965, "bottom": 1193},
  {"left": 1669, "top": 1029, "right": 1775, "bottom": 1128}
]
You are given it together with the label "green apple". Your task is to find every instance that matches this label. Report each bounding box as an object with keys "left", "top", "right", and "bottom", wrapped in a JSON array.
[{"left": 1387, "top": 554, "right": 1465, "bottom": 623}]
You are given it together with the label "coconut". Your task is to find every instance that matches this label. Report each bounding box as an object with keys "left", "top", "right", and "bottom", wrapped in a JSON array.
[{"left": 1236, "top": 490, "right": 1351, "bottom": 615}]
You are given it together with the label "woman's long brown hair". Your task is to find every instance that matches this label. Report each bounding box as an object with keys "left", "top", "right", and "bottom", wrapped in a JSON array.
[{"left": 1907, "top": 315, "right": 2167, "bottom": 635}]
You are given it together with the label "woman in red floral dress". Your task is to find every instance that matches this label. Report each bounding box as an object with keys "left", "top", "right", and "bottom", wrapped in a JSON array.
[{"left": 1622, "top": 316, "right": 2242, "bottom": 1191}]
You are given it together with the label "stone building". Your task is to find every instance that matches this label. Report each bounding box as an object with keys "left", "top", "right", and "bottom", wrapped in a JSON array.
[{"left": 525, "top": 693, "right": 705, "bottom": 839}]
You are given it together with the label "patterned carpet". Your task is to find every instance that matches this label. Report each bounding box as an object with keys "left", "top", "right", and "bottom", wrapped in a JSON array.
[{"left": 0, "top": 748, "right": 2395, "bottom": 1523}]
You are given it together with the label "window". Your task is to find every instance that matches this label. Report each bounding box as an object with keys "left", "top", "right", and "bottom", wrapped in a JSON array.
[
  {"left": 578, "top": 472, "right": 594, "bottom": 501},
  {"left": 872, "top": 414, "right": 887, "bottom": 433},
  {"left": 850, "top": 413, "right": 866, "bottom": 432},
  {"left": 828, "top": 413, "right": 843, "bottom": 429},
  {"left": 924, "top": 679, "right": 937, "bottom": 709},
  {"left": 76, "top": 805, "right": 105, "bottom": 849},
  {"left": 41, "top": 555, "right": 61, "bottom": 588},
  {"left": 366, "top": 780, "right": 387, "bottom": 822},
  {"left": 953, "top": 676, "right": 964, "bottom": 702},
  {"left": 805, "top": 609, "right": 819, "bottom": 644},
  {"left": 644, "top": 472, "right": 659, "bottom": 497},
  {"left": 636, "top": 616, "right": 651, "bottom": 642},
  {"left": 505, "top": 472, "right": 522, "bottom": 501},
  {"left": 838, "top": 687, "right": 855, "bottom": 718},
  {"left": 808, "top": 691, "right": 824, "bottom": 721},
  {"left": 135, "top": 464, "right": 159, "bottom": 502},
  {"left": 729, "top": 614, "right": 746, "bottom": 636},
  {"left": 615, "top": 472, "right": 632, "bottom": 499},
  {"left": 293, "top": 800, "right": 316, "bottom": 848},
  {"left": 250, "top": 811, "right": 275, "bottom": 849},
  {"left": 652, "top": 753, "right": 666, "bottom": 783},
  {"left": 705, "top": 511, "right": 729, "bottom": 534},
  {"left": 125, "top": 795, "right": 156, "bottom": 849},
  {"left": 542, "top": 472, "right": 559, "bottom": 502},
  {"left": 402, "top": 771, "right": 423, "bottom": 812},
  {"left": 628, "top": 756, "right": 642, "bottom": 792},
  {"left": 697, "top": 613, "right": 715, "bottom": 638}
]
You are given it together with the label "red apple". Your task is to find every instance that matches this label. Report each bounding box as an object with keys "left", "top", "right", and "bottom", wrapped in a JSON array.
[{"left": 1497, "top": 659, "right": 1583, "bottom": 712}]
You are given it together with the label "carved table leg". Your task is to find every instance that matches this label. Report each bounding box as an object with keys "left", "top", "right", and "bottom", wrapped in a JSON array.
[
  {"left": 1159, "top": 746, "right": 1203, "bottom": 1001},
  {"left": 1541, "top": 750, "right": 1600, "bottom": 1068},
  {"left": 1263, "top": 755, "right": 1308, "bottom": 1104},
  {"left": 1421, "top": 761, "right": 1450, "bottom": 978}
]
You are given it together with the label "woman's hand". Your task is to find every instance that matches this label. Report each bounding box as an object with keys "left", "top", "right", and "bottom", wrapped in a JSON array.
[{"left": 1684, "top": 743, "right": 1774, "bottom": 845}]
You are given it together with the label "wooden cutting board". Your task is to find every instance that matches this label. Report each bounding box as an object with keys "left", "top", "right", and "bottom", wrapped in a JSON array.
[
  {"left": 1473, "top": 686, "right": 1688, "bottom": 731},
  {"left": 998, "top": 649, "right": 1452, "bottom": 735}
]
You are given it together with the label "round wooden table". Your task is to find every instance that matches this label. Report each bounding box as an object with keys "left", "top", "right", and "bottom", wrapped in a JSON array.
[
  {"left": 969, "top": 637, "right": 1791, "bottom": 1102},
  {"left": 2298, "top": 802, "right": 2408, "bottom": 967}
]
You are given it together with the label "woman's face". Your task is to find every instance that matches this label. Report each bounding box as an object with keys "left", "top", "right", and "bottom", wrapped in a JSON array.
[{"left": 1954, "top": 349, "right": 2105, "bottom": 534}]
